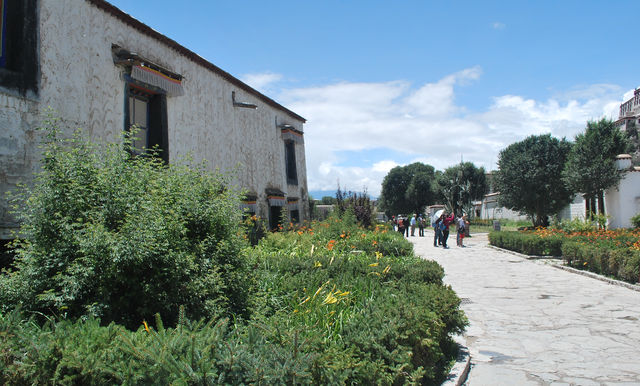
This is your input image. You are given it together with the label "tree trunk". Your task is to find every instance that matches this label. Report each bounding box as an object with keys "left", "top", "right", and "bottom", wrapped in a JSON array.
[
  {"left": 597, "top": 191, "right": 605, "bottom": 216},
  {"left": 585, "top": 196, "right": 590, "bottom": 219}
]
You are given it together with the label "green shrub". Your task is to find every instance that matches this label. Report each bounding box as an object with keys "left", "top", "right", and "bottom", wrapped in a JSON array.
[
  {"left": 1, "top": 118, "right": 250, "bottom": 328},
  {"left": 562, "top": 241, "right": 640, "bottom": 283},
  {"left": 489, "top": 231, "right": 562, "bottom": 256},
  {"left": 555, "top": 217, "right": 600, "bottom": 233},
  {"left": 631, "top": 213, "right": 640, "bottom": 229},
  {"left": 1, "top": 212, "right": 468, "bottom": 384},
  {"left": 334, "top": 187, "right": 375, "bottom": 228},
  {"left": 0, "top": 309, "right": 314, "bottom": 385},
  {"left": 249, "top": 229, "right": 467, "bottom": 384}
]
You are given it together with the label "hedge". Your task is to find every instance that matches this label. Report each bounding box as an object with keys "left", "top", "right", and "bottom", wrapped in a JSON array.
[
  {"left": 489, "top": 231, "right": 640, "bottom": 284},
  {"left": 488, "top": 231, "right": 563, "bottom": 256},
  {"left": 562, "top": 241, "right": 640, "bottom": 283}
]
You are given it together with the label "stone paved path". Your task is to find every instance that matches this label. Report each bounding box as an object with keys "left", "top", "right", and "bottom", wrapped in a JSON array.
[{"left": 410, "top": 231, "right": 640, "bottom": 385}]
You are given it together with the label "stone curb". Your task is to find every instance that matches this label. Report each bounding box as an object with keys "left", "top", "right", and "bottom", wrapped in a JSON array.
[
  {"left": 442, "top": 335, "right": 471, "bottom": 386},
  {"left": 487, "top": 245, "right": 640, "bottom": 293}
]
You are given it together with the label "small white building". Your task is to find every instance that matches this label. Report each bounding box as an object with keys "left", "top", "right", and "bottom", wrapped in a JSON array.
[
  {"left": 1, "top": 0, "right": 309, "bottom": 237},
  {"left": 479, "top": 193, "right": 529, "bottom": 222},
  {"left": 604, "top": 154, "right": 640, "bottom": 228}
]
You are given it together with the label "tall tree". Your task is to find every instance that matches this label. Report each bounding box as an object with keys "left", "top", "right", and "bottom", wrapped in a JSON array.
[
  {"left": 563, "top": 118, "right": 632, "bottom": 217},
  {"left": 436, "top": 162, "right": 488, "bottom": 216},
  {"left": 379, "top": 162, "right": 436, "bottom": 215},
  {"left": 494, "top": 134, "right": 574, "bottom": 227}
]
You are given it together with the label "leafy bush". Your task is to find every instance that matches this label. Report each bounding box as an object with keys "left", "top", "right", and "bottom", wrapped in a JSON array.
[
  {"left": 248, "top": 221, "right": 467, "bottom": 384},
  {"left": 632, "top": 213, "right": 640, "bottom": 229},
  {"left": 335, "top": 187, "right": 375, "bottom": 228},
  {"left": 490, "top": 227, "right": 640, "bottom": 284},
  {"left": 554, "top": 217, "right": 599, "bottom": 233},
  {"left": 2, "top": 214, "right": 468, "bottom": 384},
  {"left": 488, "top": 231, "right": 563, "bottom": 256},
  {"left": 562, "top": 241, "right": 640, "bottom": 283},
  {"left": 0, "top": 118, "right": 250, "bottom": 328},
  {"left": 0, "top": 309, "right": 312, "bottom": 385}
]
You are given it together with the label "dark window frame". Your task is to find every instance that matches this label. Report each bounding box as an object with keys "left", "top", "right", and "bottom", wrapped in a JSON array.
[
  {"left": 123, "top": 76, "right": 169, "bottom": 163},
  {"left": 284, "top": 140, "right": 298, "bottom": 185},
  {"left": 290, "top": 209, "right": 300, "bottom": 223},
  {"left": 0, "top": 0, "right": 39, "bottom": 96}
]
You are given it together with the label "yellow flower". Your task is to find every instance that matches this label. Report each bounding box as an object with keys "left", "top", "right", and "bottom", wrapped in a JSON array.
[
  {"left": 299, "top": 296, "right": 310, "bottom": 305},
  {"left": 323, "top": 293, "right": 338, "bottom": 304},
  {"left": 382, "top": 265, "right": 391, "bottom": 274},
  {"left": 142, "top": 320, "right": 150, "bottom": 333},
  {"left": 314, "top": 261, "right": 322, "bottom": 268},
  {"left": 369, "top": 262, "right": 379, "bottom": 267}
]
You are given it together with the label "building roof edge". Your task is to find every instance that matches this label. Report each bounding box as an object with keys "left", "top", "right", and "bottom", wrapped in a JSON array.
[{"left": 86, "top": 0, "right": 306, "bottom": 123}]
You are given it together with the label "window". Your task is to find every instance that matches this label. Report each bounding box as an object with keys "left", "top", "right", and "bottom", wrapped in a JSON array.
[
  {"left": 125, "top": 82, "right": 169, "bottom": 162},
  {"left": 0, "top": 0, "right": 38, "bottom": 96},
  {"left": 269, "top": 205, "right": 282, "bottom": 231},
  {"left": 285, "top": 140, "right": 298, "bottom": 185},
  {"left": 290, "top": 209, "right": 300, "bottom": 223}
]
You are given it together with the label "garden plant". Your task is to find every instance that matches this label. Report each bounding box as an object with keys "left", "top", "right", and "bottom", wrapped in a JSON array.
[
  {"left": 489, "top": 222, "right": 640, "bottom": 284},
  {"left": 0, "top": 119, "right": 467, "bottom": 385}
]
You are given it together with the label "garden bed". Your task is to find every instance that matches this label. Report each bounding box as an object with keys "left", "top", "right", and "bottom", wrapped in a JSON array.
[{"left": 489, "top": 229, "right": 640, "bottom": 284}]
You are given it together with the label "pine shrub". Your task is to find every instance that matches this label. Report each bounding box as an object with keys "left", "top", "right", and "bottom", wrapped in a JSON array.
[{"left": 0, "top": 117, "right": 250, "bottom": 328}]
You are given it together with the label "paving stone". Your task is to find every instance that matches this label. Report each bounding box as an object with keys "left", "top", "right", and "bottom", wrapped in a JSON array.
[{"left": 411, "top": 232, "right": 640, "bottom": 385}]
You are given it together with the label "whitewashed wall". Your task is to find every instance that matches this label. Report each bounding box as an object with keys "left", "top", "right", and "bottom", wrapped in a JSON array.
[
  {"left": 605, "top": 170, "right": 640, "bottom": 229},
  {"left": 0, "top": 0, "right": 308, "bottom": 237}
]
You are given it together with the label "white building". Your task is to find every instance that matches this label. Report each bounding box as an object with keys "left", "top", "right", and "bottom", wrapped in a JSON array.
[
  {"left": 614, "top": 88, "right": 640, "bottom": 163},
  {"left": 0, "top": 0, "right": 309, "bottom": 237},
  {"left": 604, "top": 154, "right": 640, "bottom": 228}
]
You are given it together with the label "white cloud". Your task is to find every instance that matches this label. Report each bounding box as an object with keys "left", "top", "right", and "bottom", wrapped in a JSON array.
[
  {"left": 372, "top": 160, "right": 399, "bottom": 173},
  {"left": 273, "top": 69, "right": 626, "bottom": 197},
  {"left": 240, "top": 72, "right": 283, "bottom": 93},
  {"left": 492, "top": 22, "right": 506, "bottom": 30}
]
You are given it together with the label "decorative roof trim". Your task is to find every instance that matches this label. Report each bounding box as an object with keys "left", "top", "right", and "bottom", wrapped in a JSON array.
[{"left": 87, "top": 0, "right": 306, "bottom": 123}]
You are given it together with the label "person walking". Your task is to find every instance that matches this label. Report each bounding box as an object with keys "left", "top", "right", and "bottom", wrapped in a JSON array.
[
  {"left": 441, "top": 212, "right": 455, "bottom": 248},
  {"left": 397, "top": 216, "right": 405, "bottom": 235},
  {"left": 456, "top": 214, "right": 467, "bottom": 247},
  {"left": 404, "top": 217, "right": 410, "bottom": 237},
  {"left": 410, "top": 214, "right": 417, "bottom": 236},
  {"left": 433, "top": 214, "right": 443, "bottom": 247},
  {"left": 418, "top": 214, "right": 425, "bottom": 237}
]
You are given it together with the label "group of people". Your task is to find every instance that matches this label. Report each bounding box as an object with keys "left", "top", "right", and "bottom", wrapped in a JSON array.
[
  {"left": 392, "top": 214, "right": 427, "bottom": 237},
  {"left": 392, "top": 212, "right": 468, "bottom": 249},
  {"left": 432, "top": 212, "right": 467, "bottom": 248}
]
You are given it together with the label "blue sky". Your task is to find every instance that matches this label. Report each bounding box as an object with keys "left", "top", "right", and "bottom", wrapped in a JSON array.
[{"left": 107, "top": 0, "right": 639, "bottom": 197}]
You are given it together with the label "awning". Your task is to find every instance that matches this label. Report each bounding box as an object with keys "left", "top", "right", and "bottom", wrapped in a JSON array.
[
  {"left": 132, "top": 64, "right": 184, "bottom": 97},
  {"left": 281, "top": 127, "right": 304, "bottom": 143},
  {"left": 287, "top": 197, "right": 299, "bottom": 211},
  {"left": 268, "top": 195, "right": 286, "bottom": 207},
  {"left": 240, "top": 200, "right": 257, "bottom": 213},
  {"left": 240, "top": 193, "right": 258, "bottom": 212}
]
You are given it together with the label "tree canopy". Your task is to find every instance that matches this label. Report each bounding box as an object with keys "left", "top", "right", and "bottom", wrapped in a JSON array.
[
  {"left": 436, "top": 162, "right": 488, "bottom": 216},
  {"left": 379, "top": 162, "right": 436, "bottom": 215},
  {"left": 494, "top": 134, "right": 574, "bottom": 227},
  {"left": 563, "top": 118, "right": 632, "bottom": 215}
]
